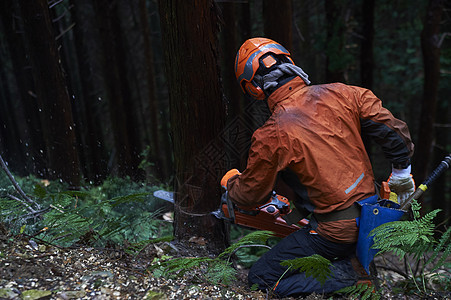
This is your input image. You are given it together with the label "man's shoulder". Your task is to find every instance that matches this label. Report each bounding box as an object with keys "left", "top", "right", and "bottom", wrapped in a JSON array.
[{"left": 313, "top": 82, "right": 351, "bottom": 91}]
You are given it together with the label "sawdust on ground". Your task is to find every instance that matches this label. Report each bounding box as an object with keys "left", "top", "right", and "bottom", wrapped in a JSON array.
[{"left": 0, "top": 231, "right": 449, "bottom": 299}]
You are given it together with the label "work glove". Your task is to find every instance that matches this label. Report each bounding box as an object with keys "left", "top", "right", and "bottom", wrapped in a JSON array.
[
  {"left": 220, "top": 169, "right": 241, "bottom": 190},
  {"left": 387, "top": 165, "right": 415, "bottom": 206}
]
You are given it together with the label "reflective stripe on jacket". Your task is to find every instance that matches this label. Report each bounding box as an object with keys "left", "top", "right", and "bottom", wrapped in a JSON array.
[{"left": 227, "top": 77, "right": 414, "bottom": 243}]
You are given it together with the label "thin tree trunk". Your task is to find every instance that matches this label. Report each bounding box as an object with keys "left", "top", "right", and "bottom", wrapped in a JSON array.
[
  {"left": 158, "top": 0, "right": 228, "bottom": 254},
  {"left": 325, "top": 0, "right": 346, "bottom": 83},
  {"left": 70, "top": 0, "right": 109, "bottom": 183},
  {"left": 0, "top": 0, "right": 47, "bottom": 176},
  {"left": 360, "top": 0, "right": 374, "bottom": 89},
  {"left": 18, "top": 0, "right": 80, "bottom": 187},
  {"left": 414, "top": 0, "right": 444, "bottom": 183},
  {"left": 262, "top": 0, "right": 293, "bottom": 51},
  {"left": 218, "top": 2, "right": 251, "bottom": 171},
  {"left": 360, "top": 0, "right": 375, "bottom": 161},
  {"left": 0, "top": 36, "right": 27, "bottom": 174},
  {"left": 137, "top": 0, "right": 166, "bottom": 181},
  {"left": 93, "top": 0, "right": 143, "bottom": 180}
]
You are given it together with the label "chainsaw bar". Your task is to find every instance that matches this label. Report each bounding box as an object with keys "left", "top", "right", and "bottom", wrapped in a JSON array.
[
  {"left": 153, "top": 190, "right": 174, "bottom": 203},
  {"left": 153, "top": 189, "right": 307, "bottom": 237}
]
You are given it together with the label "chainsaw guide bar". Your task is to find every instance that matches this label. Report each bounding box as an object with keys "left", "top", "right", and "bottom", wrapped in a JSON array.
[
  {"left": 153, "top": 189, "right": 307, "bottom": 237},
  {"left": 153, "top": 190, "right": 174, "bottom": 203}
]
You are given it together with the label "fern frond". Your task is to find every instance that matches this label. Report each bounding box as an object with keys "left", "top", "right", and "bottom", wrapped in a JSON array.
[
  {"left": 148, "top": 232, "right": 274, "bottom": 286},
  {"left": 149, "top": 256, "right": 211, "bottom": 277},
  {"left": 280, "top": 254, "right": 332, "bottom": 285},
  {"left": 219, "top": 230, "right": 275, "bottom": 259},
  {"left": 427, "top": 226, "right": 451, "bottom": 271},
  {"left": 370, "top": 209, "right": 440, "bottom": 259},
  {"left": 336, "top": 282, "right": 380, "bottom": 300},
  {"left": 108, "top": 193, "right": 148, "bottom": 207},
  {"left": 0, "top": 197, "right": 27, "bottom": 220},
  {"left": 149, "top": 255, "right": 238, "bottom": 286},
  {"left": 205, "top": 260, "right": 237, "bottom": 285}
]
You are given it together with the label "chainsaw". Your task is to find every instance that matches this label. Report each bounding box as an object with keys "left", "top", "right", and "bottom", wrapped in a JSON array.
[
  {"left": 153, "top": 189, "right": 309, "bottom": 238},
  {"left": 154, "top": 154, "right": 451, "bottom": 239}
]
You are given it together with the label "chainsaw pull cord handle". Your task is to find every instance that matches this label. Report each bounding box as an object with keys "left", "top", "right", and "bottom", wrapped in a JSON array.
[{"left": 400, "top": 154, "right": 451, "bottom": 211}]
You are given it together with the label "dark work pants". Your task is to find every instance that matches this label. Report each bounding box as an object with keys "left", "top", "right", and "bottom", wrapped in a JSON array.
[{"left": 248, "top": 224, "right": 358, "bottom": 297}]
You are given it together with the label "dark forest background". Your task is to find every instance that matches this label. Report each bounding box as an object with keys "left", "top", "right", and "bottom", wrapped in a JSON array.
[{"left": 0, "top": 0, "right": 450, "bottom": 228}]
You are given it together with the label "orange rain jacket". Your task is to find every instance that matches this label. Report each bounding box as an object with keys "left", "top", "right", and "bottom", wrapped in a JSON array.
[{"left": 227, "top": 77, "right": 414, "bottom": 243}]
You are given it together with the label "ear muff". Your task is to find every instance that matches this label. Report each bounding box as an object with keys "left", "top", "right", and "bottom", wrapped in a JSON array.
[{"left": 243, "top": 81, "right": 265, "bottom": 100}]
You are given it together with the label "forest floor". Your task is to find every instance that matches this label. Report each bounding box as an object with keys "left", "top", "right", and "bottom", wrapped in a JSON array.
[{"left": 0, "top": 228, "right": 450, "bottom": 300}]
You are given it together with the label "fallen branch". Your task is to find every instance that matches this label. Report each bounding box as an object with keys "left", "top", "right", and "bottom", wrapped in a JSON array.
[
  {"left": 0, "top": 153, "right": 41, "bottom": 210},
  {"left": 7, "top": 194, "right": 36, "bottom": 213},
  {"left": 22, "top": 207, "right": 51, "bottom": 221}
]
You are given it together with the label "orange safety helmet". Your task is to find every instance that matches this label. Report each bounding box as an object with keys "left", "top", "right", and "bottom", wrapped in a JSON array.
[{"left": 235, "top": 37, "right": 294, "bottom": 100}]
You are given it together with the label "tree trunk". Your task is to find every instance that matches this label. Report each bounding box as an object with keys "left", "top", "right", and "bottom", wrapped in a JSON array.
[
  {"left": 414, "top": 0, "right": 444, "bottom": 183},
  {"left": 70, "top": 0, "right": 109, "bottom": 184},
  {"left": 136, "top": 0, "right": 166, "bottom": 181},
  {"left": 263, "top": 0, "right": 293, "bottom": 51},
  {"left": 324, "top": 0, "right": 346, "bottom": 83},
  {"left": 218, "top": 2, "right": 252, "bottom": 171},
  {"left": 0, "top": 0, "right": 47, "bottom": 176},
  {"left": 219, "top": 2, "right": 242, "bottom": 116},
  {"left": 93, "top": 0, "right": 143, "bottom": 180},
  {"left": 360, "top": 0, "right": 375, "bottom": 162},
  {"left": 0, "top": 23, "right": 28, "bottom": 175},
  {"left": 360, "top": 0, "right": 374, "bottom": 89},
  {"left": 158, "top": 0, "right": 228, "bottom": 254},
  {"left": 18, "top": 0, "right": 80, "bottom": 187}
]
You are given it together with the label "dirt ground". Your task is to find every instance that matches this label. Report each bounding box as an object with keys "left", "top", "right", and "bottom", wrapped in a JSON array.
[{"left": 0, "top": 229, "right": 449, "bottom": 300}]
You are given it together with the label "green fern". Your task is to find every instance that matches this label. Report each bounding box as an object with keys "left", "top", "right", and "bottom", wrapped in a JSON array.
[
  {"left": 149, "top": 255, "right": 238, "bottom": 285},
  {"left": 426, "top": 226, "right": 451, "bottom": 271},
  {"left": 219, "top": 230, "right": 274, "bottom": 259},
  {"left": 39, "top": 192, "right": 166, "bottom": 246},
  {"left": 149, "top": 230, "right": 275, "bottom": 286},
  {"left": 280, "top": 254, "right": 332, "bottom": 285},
  {"left": 370, "top": 198, "right": 450, "bottom": 295},
  {"left": 336, "top": 282, "right": 380, "bottom": 300},
  {"left": 205, "top": 259, "right": 238, "bottom": 285},
  {"left": 370, "top": 199, "right": 440, "bottom": 260}
]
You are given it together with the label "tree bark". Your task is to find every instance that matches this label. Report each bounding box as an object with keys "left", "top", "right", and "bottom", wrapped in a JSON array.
[
  {"left": 324, "top": 0, "right": 346, "bottom": 83},
  {"left": 360, "top": 0, "right": 374, "bottom": 89},
  {"left": 18, "top": 0, "right": 80, "bottom": 187},
  {"left": 414, "top": 0, "right": 444, "bottom": 183},
  {"left": 0, "top": 0, "right": 47, "bottom": 176},
  {"left": 0, "top": 32, "right": 27, "bottom": 174},
  {"left": 263, "top": 0, "right": 293, "bottom": 51},
  {"left": 93, "top": 0, "right": 143, "bottom": 180},
  {"left": 136, "top": 0, "right": 166, "bottom": 181},
  {"left": 70, "top": 0, "right": 109, "bottom": 184},
  {"left": 360, "top": 0, "right": 375, "bottom": 161},
  {"left": 158, "top": 0, "right": 228, "bottom": 254}
]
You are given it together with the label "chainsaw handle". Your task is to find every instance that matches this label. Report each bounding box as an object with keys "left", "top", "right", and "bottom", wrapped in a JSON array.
[
  {"left": 423, "top": 154, "right": 451, "bottom": 186},
  {"left": 257, "top": 192, "right": 290, "bottom": 213},
  {"left": 400, "top": 154, "right": 451, "bottom": 210}
]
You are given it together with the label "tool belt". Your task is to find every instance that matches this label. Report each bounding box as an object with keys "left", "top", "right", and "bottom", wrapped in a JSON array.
[
  {"left": 283, "top": 202, "right": 361, "bottom": 225},
  {"left": 314, "top": 204, "right": 361, "bottom": 223}
]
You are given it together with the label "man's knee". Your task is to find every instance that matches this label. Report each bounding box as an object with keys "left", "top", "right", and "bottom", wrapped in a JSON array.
[{"left": 247, "top": 256, "right": 276, "bottom": 291}]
